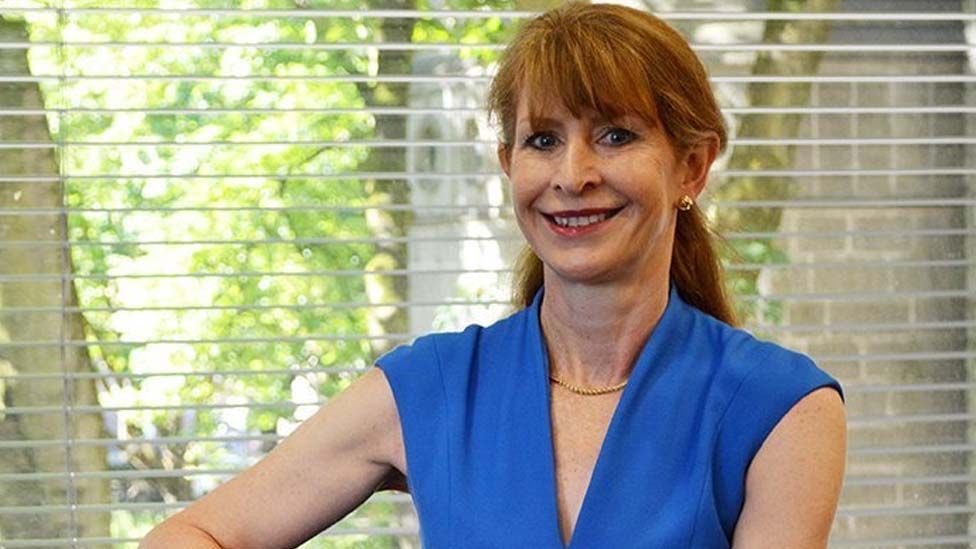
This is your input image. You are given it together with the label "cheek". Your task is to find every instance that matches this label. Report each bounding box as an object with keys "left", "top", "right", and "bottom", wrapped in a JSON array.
[
  {"left": 631, "top": 157, "right": 679, "bottom": 206},
  {"left": 508, "top": 164, "right": 545, "bottom": 209},
  {"left": 507, "top": 177, "right": 535, "bottom": 234}
]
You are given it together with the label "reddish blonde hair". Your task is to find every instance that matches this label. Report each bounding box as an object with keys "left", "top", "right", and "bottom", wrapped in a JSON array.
[{"left": 488, "top": 1, "right": 737, "bottom": 325}]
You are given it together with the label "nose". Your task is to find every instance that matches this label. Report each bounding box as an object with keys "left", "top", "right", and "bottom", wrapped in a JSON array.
[{"left": 552, "top": 138, "right": 602, "bottom": 194}]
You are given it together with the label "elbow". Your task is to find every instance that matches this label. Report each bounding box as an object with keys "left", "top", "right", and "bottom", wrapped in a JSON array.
[{"left": 141, "top": 517, "right": 225, "bottom": 549}]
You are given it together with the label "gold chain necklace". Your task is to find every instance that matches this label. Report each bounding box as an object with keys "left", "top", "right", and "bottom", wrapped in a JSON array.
[{"left": 548, "top": 373, "right": 628, "bottom": 396}]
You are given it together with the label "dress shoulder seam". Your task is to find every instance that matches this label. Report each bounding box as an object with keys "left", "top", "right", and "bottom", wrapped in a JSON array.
[
  {"left": 427, "top": 336, "right": 453, "bottom": 546},
  {"left": 713, "top": 343, "right": 778, "bottom": 437}
]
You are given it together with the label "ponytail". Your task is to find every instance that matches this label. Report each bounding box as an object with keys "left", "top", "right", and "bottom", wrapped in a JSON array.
[{"left": 670, "top": 206, "right": 737, "bottom": 326}]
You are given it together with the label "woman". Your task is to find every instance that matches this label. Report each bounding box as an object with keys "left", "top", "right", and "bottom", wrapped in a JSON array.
[{"left": 142, "top": 3, "right": 846, "bottom": 548}]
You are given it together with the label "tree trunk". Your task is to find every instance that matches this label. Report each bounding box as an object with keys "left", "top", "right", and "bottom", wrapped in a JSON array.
[
  {"left": 354, "top": 1, "right": 418, "bottom": 362},
  {"left": 712, "top": 0, "right": 838, "bottom": 316},
  {"left": 303, "top": 3, "right": 422, "bottom": 545},
  {"left": 0, "top": 16, "right": 109, "bottom": 543}
]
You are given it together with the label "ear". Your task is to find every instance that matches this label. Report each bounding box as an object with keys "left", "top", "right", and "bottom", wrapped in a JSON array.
[
  {"left": 497, "top": 143, "right": 512, "bottom": 178},
  {"left": 679, "top": 133, "right": 720, "bottom": 199}
]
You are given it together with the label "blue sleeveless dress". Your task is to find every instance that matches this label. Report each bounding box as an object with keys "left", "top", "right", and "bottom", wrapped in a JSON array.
[{"left": 376, "top": 285, "right": 844, "bottom": 548}]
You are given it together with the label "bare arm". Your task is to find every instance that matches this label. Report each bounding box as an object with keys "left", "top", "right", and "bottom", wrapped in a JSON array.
[
  {"left": 731, "top": 387, "right": 847, "bottom": 549},
  {"left": 140, "top": 367, "right": 405, "bottom": 549}
]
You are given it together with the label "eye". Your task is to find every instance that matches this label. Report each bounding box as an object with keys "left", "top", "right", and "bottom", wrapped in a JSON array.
[
  {"left": 600, "top": 127, "right": 636, "bottom": 146},
  {"left": 524, "top": 132, "right": 559, "bottom": 150}
]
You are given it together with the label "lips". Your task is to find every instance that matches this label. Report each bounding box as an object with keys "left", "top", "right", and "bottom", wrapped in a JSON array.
[
  {"left": 541, "top": 205, "right": 625, "bottom": 235},
  {"left": 542, "top": 206, "right": 624, "bottom": 222},
  {"left": 547, "top": 207, "right": 624, "bottom": 217}
]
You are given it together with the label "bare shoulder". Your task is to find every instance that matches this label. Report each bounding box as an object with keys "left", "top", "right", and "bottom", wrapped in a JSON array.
[
  {"left": 336, "top": 367, "right": 406, "bottom": 470},
  {"left": 732, "top": 387, "right": 847, "bottom": 549},
  {"left": 142, "top": 367, "right": 405, "bottom": 548},
  {"left": 323, "top": 368, "right": 404, "bottom": 473}
]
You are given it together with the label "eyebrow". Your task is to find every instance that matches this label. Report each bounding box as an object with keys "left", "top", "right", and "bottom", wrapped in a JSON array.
[
  {"left": 519, "top": 113, "right": 656, "bottom": 131},
  {"left": 518, "top": 116, "right": 564, "bottom": 131}
]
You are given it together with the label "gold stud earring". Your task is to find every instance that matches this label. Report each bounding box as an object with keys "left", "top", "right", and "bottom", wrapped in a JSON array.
[{"left": 676, "top": 195, "right": 694, "bottom": 211}]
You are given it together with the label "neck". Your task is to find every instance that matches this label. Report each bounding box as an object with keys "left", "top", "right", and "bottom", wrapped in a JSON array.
[{"left": 539, "top": 271, "right": 671, "bottom": 388}]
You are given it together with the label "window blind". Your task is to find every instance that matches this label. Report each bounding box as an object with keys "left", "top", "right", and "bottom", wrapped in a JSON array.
[{"left": 2, "top": 1, "right": 976, "bottom": 546}]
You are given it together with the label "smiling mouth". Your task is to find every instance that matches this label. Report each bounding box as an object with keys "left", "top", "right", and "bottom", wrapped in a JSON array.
[{"left": 542, "top": 206, "right": 625, "bottom": 228}]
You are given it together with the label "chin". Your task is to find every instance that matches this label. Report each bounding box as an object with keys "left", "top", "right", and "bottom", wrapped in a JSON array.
[{"left": 542, "top": 258, "right": 621, "bottom": 286}]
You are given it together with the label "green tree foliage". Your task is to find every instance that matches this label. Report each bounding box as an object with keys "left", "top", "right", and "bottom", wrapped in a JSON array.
[
  {"left": 12, "top": 0, "right": 516, "bottom": 544},
  {"left": 7, "top": 0, "right": 834, "bottom": 544}
]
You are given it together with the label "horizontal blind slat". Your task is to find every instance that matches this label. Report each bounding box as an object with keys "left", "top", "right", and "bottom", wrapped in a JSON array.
[
  {"left": 4, "top": 137, "right": 975, "bottom": 147},
  {"left": 1, "top": 392, "right": 969, "bottom": 416},
  {"left": 831, "top": 536, "right": 976, "bottom": 548},
  {"left": 0, "top": 42, "right": 973, "bottom": 52},
  {"left": 0, "top": 364, "right": 965, "bottom": 383},
  {"left": 5, "top": 7, "right": 976, "bottom": 21},
  {"left": 3, "top": 227, "right": 976, "bottom": 249},
  {"left": 1, "top": 433, "right": 971, "bottom": 451},
  {"left": 1, "top": 468, "right": 969, "bottom": 486},
  {"left": 0, "top": 498, "right": 969, "bottom": 520},
  {"left": 4, "top": 106, "right": 976, "bottom": 115},
  {"left": 5, "top": 74, "right": 976, "bottom": 83},
  {"left": 0, "top": 138, "right": 947, "bottom": 147},
  {"left": 7, "top": 378, "right": 976, "bottom": 414},
  {"left": 2, "top": 256, "right": 974, "bottom": 282},
  {"left": 2, "top": 343, "right": 969, "bottom": 364},
  {"left": 6, "top": 168, "right": 976, "bottom": 180}
]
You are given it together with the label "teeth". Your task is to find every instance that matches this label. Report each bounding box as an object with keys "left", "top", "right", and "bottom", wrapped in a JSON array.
[{"left": 553, "top": 213, "right": 608, "bottom": 227}]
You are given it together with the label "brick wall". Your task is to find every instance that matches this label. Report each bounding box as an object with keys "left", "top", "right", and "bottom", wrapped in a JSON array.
[{"left": 764, "top": 2, "right": 973, "bottom": 544}]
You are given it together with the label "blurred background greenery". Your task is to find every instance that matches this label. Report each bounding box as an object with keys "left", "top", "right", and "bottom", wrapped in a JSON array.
[{"left": 0, "top": 0, "right": 827, "bottom": 546}]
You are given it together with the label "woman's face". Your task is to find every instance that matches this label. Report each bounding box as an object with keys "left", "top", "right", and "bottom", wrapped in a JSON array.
[{"left": 498, "top": 93, "right": 712, "bottom": 287}]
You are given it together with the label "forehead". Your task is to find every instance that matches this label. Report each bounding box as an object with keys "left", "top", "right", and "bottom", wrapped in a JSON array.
[{"left": 514, "top": 89, "right": 658, "bottom": 129}]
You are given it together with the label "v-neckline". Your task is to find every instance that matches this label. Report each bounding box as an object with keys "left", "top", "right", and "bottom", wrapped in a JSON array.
[
  {"left": 541, "top": 356, "right": 633, "bottom": 548},
  {"left": 528, "top": 286, "right": 678, "bottom": 549}
]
